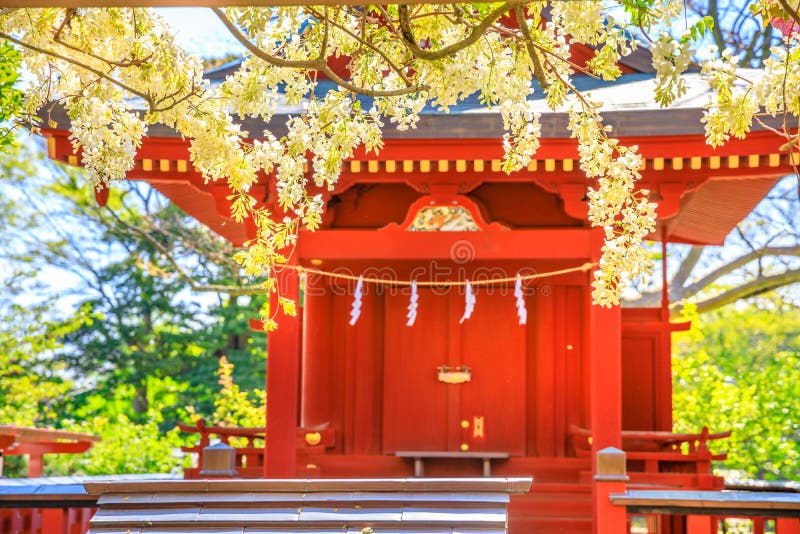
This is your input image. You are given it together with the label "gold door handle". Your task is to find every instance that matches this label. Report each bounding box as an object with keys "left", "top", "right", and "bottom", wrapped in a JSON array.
[{"left": 437, "top": 365, "right": 471, "bottom": 384}]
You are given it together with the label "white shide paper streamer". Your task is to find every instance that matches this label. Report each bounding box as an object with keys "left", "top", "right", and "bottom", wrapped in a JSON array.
[
  {"left": 459, "top": 280, "right": 476, "bottom": 323},
  {"left": 515, "top": 273, "right": 527, "bottom": 325},
  {"left": 406, "top": 280, "right": 419, "bottom": 326},
  {"left": 349, "top": 275, "right": 364, "bottom": 326}
]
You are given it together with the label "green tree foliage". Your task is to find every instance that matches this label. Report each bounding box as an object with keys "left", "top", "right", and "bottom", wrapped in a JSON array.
[
  {"left": 673, "top": 300, "right": 800, "bottom": 480},
  {"left": 0, "top": 142, "right": 267, "bottom": 476},
  {"left": 46, "top": 357, "right": 264, "bottom": 476},
  {"left": 0, "top": 301, "right": 81, "bottom": 427},
  {"left": 1, "top": 151, "right": 266, "bottom": 423},
  {"left": 45, "top": 414, "right": 187, "bottom": 476},
  {"left": 0, "top": 41, "right": 23, "bottom": 150},
  {"left": 186, "top": 355, "right": 266, "bottom": 428}
]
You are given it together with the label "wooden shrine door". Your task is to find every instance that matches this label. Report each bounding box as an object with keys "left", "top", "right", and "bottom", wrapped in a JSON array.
[{"left": 382, "top": 289, "right": 526, "bottom": 455}]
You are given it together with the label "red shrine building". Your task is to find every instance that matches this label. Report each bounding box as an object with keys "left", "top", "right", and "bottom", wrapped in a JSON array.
[{"left": 35, "top": 52, "right": 797, "bottom": 533}]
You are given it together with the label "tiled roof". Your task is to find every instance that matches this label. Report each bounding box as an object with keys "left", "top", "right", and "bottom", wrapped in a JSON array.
[{"left": 85, "top": 477, "right": 532, "bottom": 534}]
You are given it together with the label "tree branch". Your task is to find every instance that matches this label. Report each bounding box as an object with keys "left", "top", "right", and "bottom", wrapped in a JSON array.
[
  {"left": 670, "top": 245, "right": 705, "bottom": 293},
  {"left": 681, "top": 244, "right": 800, "bottom": 300},
  {"left": 513, "top": 5, "right": 549, "bottom": 90},
  {"left": 213, "top": 7, "right": 422, "bottom": 97},
  {"left": 708, "top": 0, "right": 727, "bottom": 52},
  {"left": 692, "top": 268, "right": 800, "bottom": 315},
  {"left": 777, "top": 0, "right": 800, "bottom": 26},
  {"left": 306, "top": 6, "right": 414, "bottom": 86},
  {"left": 397, "top": 2, "right": 521, "bottom": 61},
  {"left": 0, "top": 31, "right": 157, "bottom": 109},
  {"left": 104, "top": 207, "right": 268, "bottom": 296}
]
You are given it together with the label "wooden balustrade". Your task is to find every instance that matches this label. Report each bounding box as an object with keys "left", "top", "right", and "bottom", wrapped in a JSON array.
[
  {"left": 178, "top": 419, "right": 336, "bottom": 478},
  {"left": 597, "top": 448, "right": 800, "bottom": 533},
  {"left": 571, "top": 425, "right": 730, "bottom": 489},
  {"left": 0, "top": 478, "right": 98, "bottom": 534},
  {"left": 0, "top": 426, "right": 100, "bottom": 478},
  {"left": 0, "top": 506, "right": 95, "bottom": 534}
]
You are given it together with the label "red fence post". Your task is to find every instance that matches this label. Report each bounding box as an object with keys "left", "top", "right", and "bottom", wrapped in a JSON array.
[
  {"left": 41, "top": 508, "right": 65, "bottom": 534},
  {"left": 686, "top": 515, "right": 716, "bottom": 534},
  {"left": 776, "top": 518, "right": 800, "bottom": 534},
  {"left": 594, "top": 447, "right": 629, "bottom": 534},
  {"left": 28, "top": 454, "right": 44, "bottom": 477}
]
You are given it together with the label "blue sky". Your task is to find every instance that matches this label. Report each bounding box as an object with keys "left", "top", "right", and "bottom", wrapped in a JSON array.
[{"left": 158, "top": 9, "right": 244, "bottom": 59}]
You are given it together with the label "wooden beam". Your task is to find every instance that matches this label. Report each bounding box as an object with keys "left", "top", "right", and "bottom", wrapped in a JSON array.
[
  {"left": 28, "top": 454, "right": 43, "bottom": 477},
  {"left": 300, "top": 276, "right": 331, "bottom": 430},
  {"left": 594, "top": 448, "right": 629, "bottom": 534},
  {"left": 777, "top": 518, "right": 800, "bottom": 534},
  {"left": 8, "top": 442, "right": 93, "bottom": 455},
  {"left": 587, "top": 303, "right": 622, "bottom": 452},
  {"left": 0, "top": 425, "right": 100, "bottom": 443},
  {"left": 296, "top": 228, "right": 593, "bottom": 261}
]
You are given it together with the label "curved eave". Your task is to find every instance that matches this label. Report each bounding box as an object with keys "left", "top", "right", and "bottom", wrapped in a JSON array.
[
  {"left": 657, "top": 175, "right": 782, "bottom": 246},
  {"left": 40, "top": 102, "right": 787, "bottom": 143},
  {"left": 40, "top": 70, "right": 795, "bottom": 249},
  {"left": 142, "top": 177, "right": 252, "bottom": 246}
]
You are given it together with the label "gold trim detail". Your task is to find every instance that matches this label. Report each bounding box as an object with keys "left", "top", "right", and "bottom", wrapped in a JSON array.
[{"left": 305, "top": 432, "right": 322, "bottom": 446}]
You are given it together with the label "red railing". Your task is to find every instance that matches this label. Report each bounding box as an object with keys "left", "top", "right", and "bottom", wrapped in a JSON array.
[
  {"left": 178, "top": 419, "right": 335, "bottom": 478},
  {"left": 0, "top": 425, "right": 100, "bottom": 478},
  {"left": 0, "top": 507, "right": 95, "bottom": 534},
  {"left": 571, "top": 425, "right": 731, "bottom": 489},
  {"left": 593, "top": 447, "right": 800, "bottom": 533}
]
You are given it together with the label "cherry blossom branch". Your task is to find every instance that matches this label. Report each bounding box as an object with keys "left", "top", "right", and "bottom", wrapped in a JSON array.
[
  {"left": 0, "top": 31, "right": 157, "bottom": 108},
  {"left": 213, "top": 7, "right": 423, "bottom": 97},
  {"left": 397, "top": 2, "right": 522, "bottom": 60},
  {"left": 306, "top": 6, "right": 414, "bottom": 86},
  {"left": 52, "top": 8, "right": 153, "bottom": 69},
  {"left": 776, "top": 0, "right": 800, "bottom": 26},
  {"left": 513, "top": 5, "right": 549, "bottom": 89}
]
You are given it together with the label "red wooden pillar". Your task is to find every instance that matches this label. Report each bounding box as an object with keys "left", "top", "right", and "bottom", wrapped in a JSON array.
[
  {"left": 301, "top": 274, "right": 330, "bottom": 429},
  {"left": 588, "top": 230, "right": 623, "bottom": 456},
  {"left": 589, "top": 230, "right": 623, "bottom": 533},
  {"left": 264, "top": 268, "right": 301, "bottom": 478}
]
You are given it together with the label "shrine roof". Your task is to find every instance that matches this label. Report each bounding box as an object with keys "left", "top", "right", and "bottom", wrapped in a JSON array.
[
  {"left": 202, "top": 71, "right": 743, "bottom": 139},
  {"left": 41, "top": 68, "right": 794, "bottom": 250},
  {"left": 44, "top": 70, "right": 773, "bottom": 140}
]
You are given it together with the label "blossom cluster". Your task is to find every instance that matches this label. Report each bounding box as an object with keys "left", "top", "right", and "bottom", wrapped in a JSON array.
[
  {"left": 2, "top": 1, "right": 761, "bottom": 314},
  {"left": 568, "top": 106, "right": 657, "bottom": 306},
  {"left": 651, "top": 32, "right": 692, "bottom": 107}
]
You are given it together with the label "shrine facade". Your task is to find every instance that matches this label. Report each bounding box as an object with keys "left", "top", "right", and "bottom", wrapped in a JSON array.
[{"left": 39, "top": 63, "right": 797, "bottom": 533}]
